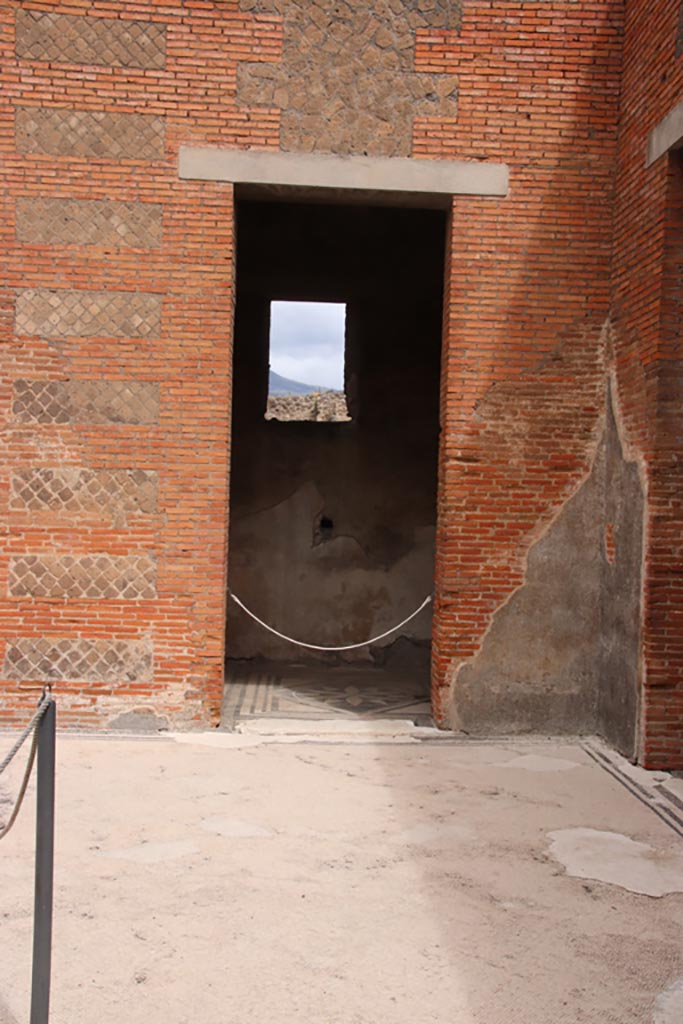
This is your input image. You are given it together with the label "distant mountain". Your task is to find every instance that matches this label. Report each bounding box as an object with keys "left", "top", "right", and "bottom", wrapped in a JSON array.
[{"left": 269, "top": 369, "right": 333, "bottom": 396}]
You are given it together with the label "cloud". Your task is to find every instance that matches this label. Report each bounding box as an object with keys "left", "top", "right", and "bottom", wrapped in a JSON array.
[{"left": 269, "top": 301, "right": 346, "bottom": 390}]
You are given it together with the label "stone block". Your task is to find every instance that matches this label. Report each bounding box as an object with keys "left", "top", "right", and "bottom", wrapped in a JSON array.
[{"left": 236, "top": 0, "right": 461, "bottom": 156}]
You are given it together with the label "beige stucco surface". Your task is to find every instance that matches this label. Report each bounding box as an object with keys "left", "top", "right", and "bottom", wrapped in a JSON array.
[{"left": 0, "top": 732, "right": 682, "bottom": 1023}]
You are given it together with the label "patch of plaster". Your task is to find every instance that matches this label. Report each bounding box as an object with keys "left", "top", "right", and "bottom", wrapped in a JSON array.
[
  {"left": 398, "top": 822, "right": 473, "bottom": 845},
  {"left": 233, "top": 478, "right": 323, "bottom": 527},
  {"left": 0, "top": 996, "right": 19, "bottom": 1024},
  {"left": 449, "top": 455, "right": 603, "bottom": 735},
  {"left": 169, "top": 728, "right": 426, "bottom": 746},
  {"left": 661, "top": 776, "right": 683, "bottom": 801},
  {"left": 237, "top": 718, "right": 419, "bottom": 736},
  {"left": 107, "top": 708, "right": 169, "bottom": 733},
  {"left": 654, "top": 979, "right": 683, "bottom": 1023},
  {"left": 547, "top": 828, "right": 683, "bottom": 897},
  {"left": 598, "top": 384, "right": 644, "bottom": 756},
  {"left": 201, "top": 816, "right": 274, "bottom": 838},
  {"left": 170, "top": 731, "right": 265, "bottom": 749},
  {"left": 228, "top": 478, "right": 435, "bottom": 661},
  {"left": 605, "top": 334, "right": 649, "bottom": 475},
  {"left": 447, "top": 366, "right": 643, "bottom": 751},
  {"left": 101, "top": 840, "right": 199, "bottom": 864},
  {"left": 494, "top": 754, "right": 581, "bottom": 773},
  {"left": 443, "top": 745, "right": 522, "bottom": 766},
  {"left": 370, "top": 634, "right": 431, "bottom": 672},
  {"left": 444, "top": 320, "right": 612, "bottom": 727},
  {"left": 608, "top": 756, "right": 670, "bottom": 788}
]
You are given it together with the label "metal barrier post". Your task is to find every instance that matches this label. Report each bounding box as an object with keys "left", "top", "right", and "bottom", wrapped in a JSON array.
[{"left": 30, "top": 697, "right": 55, "bottom": 1024}]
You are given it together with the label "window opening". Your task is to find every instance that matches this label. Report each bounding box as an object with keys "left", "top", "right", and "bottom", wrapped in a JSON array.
[{"left": 266, "top": 300, "right": 350, "bottom": 422}]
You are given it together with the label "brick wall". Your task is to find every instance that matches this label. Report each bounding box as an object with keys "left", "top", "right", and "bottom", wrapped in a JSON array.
[
  {"left": 2, "top": 0, "right": 681, "bottom": 766},
  {"left": 421, "top": 3, "right": 625, "bottom": 733},
  {"left": 0, "top": 0, "right": 282, "bottom": 726},
  {"left": 612, "top": 0, "right": 683, "bottom": 768}
]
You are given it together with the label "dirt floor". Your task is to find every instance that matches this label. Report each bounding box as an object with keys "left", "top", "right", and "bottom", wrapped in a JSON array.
[{"left": 1, "top": 726, "right": 683, "bottom": 1024}]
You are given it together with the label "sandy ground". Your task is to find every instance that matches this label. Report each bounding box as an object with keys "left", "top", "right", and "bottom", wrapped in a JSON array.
[{"left": 1, "top": 729, "right": 682, "bottom": 1024}]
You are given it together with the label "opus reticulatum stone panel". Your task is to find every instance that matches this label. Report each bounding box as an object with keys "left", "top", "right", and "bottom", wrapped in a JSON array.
[
  {"left": 15, "top": 108, "right": 165, "bottom": 161},
  {"left": 12, "top": 381, "right": 160, "bottom": 426},
  {"left": 16, "top": 199, "right": 163, "bottom": 248},
  {"left": 3, "top": 638, "right": 153, "bottom": 685},
  {"left": 15, "top": 289, "right": 162, "bottom": 339},
  {"left": 10, "top": 469, "right": 158, "bottom": 517},
  {"left": 15, "top": 10, "right": 166, "bottom": 69},
  {"left": 8, "top": 555, "right": 157, "bottom": 601}
]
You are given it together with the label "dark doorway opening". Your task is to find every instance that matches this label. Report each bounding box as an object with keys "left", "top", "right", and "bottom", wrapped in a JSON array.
[{"left": 223, "top": 199, "right": 446, "bottom": 726}]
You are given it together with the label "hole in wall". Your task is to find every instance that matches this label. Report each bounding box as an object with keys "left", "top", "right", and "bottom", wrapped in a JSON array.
[{"left": 313, "top": 514, "right": 335, "bottom": 546}]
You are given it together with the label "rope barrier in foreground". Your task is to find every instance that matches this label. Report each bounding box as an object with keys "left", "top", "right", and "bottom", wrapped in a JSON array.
[
  {"left": 0, "top": 693, "right": 51, "bottom": 777},
  {"left": 0, "top": 691, "right": 56, "bottom": 1024},
  {"left": 229, "top": 591, "right": 432, "bottom": 652},
  {"left": 0, "top": 692, "right": 52, "bottom": 841}
]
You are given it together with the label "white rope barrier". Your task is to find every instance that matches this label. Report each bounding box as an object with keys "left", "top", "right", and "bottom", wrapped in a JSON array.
[
  {"left": 229, "top": 591, "right": 432, "bottom": 652},
  {"left": 0, "top": 692, "right": 52, "bottom": 776},
  {"left": 0, "top": 692, "right": 53, "bottom": 841}
]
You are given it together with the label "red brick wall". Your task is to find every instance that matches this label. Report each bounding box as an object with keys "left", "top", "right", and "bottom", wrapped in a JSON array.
[
  {"left": 0, "top": 0, "right": 281, "bottom": 726},
  {"left": 418, "top": 3, "right": 625, "bottom": 728},
  {"left": 612, "top": 0, "right": 683, "bottom": 768},
  {"left": 4, "top": 0, "right": 681, "bottom": 768}
]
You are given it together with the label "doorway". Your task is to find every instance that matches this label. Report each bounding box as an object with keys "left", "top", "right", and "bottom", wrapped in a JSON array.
[{"left": 223, "top": 198, "right": 446, "bottom": 726}]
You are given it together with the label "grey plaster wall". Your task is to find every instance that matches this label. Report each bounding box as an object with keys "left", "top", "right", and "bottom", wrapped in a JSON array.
[
  {"left": 451, "top": 445, "right": 604, "bottom": 738},
  {"left": 226, "top": 202, "right": 445, "bottom": 664},
  {"left": 451, "top": 392, "right": 643, "bottom": 757},
  {"left": 596, "top": 396, "right": 643, "bottom": 757}
]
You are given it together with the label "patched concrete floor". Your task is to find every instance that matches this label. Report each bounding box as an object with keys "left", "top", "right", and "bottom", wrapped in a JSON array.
[{"left": 1, "top": 732, "right": 682, "bottom": 1024}]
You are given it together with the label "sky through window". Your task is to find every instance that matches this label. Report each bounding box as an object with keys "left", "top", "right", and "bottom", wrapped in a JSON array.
[{"left": 269, "top": 301, "right": 346, "bottom": 391}]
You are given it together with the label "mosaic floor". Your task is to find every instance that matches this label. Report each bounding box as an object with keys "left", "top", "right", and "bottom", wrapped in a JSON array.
[{"left": 221, "top": 660, "right": 432, "bottom": 728}]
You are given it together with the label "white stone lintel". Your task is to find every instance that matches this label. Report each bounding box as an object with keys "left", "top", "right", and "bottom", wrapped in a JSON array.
[
  {"left": 647, "top": 98, "right": 683, "bottom": 167},
  {"left": 178, "top": 147, "right": 509, "bottom": 198}
]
